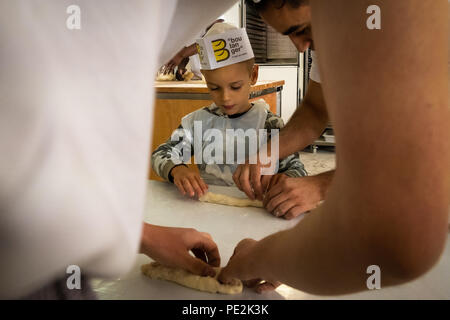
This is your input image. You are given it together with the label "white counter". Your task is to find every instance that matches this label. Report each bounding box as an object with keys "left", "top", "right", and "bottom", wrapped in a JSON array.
[{"left": 91, "top": 180, "right": 450, "bottom": 299}]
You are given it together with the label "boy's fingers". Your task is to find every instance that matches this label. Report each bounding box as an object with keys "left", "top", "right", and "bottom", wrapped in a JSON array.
[
  {"left": 261, "top": 175, "right": 272, "bottom": 194},
  {"left": 198, "top": 176, "right": 208, "bottom": 190},
  {"left": 182, "top": 179, "right": 195, "bottom": 197},
  {"left": 233, "top": 165, "right": 242, "bottom": 190},
  {"left": 250, "top": 165, "right": 263, "bottom": 200},
  {"left": 174, "top": 180, "right": 186, "bottom": 196},
  {"left": 196, "top": 176, "right": 208, "bottom": 195},
  {"left": 239, "top": 167, "right": 255, "bottom": 200},
  {"left": 190, "top": 178, "right": 203, "bottom": 198}
]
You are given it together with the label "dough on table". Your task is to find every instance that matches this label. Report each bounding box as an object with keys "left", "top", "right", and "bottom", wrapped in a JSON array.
[
  {"left": 156, "top": 72, "right": 175, "bottom": 81},
  {"left": 182, "top": 71, "right": 194, "bottom": 81},
  {"left": 141, "top": 262, "right": 242, "bottom": 294},
  {"left": 199, "top": 192, "right": 263, "bottom": 208}
]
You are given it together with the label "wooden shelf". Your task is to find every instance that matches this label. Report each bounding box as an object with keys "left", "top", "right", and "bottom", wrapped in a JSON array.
[{"left": 154, "top": 80, "right": 285, "bottom": 94}]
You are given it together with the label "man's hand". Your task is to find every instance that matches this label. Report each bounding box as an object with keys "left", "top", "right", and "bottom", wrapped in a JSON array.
[
  {"left": 164, "top": 43, "right": 198, "bottom": 75},
  {"left": 175, "top": 67, "right": 186, "bottom": 81},
  {"left": 264, "top": 172, "right": 332, "bottom": 220},
  {"left": 140, "top": 223, "right": 220, "bottom": 277},
  {"left": 163, "top": 52, "right": 184, "bottom": 74},
  {"left": 218, "top": 239, "right": 281, "bottom": 293},
  {"left": 171, "top": 165, "right": 208, "bottom": 198}
]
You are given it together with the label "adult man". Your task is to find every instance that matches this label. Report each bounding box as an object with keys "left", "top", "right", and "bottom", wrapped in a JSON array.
[
  {"left": 233, "top": 0, "right": 333, "bottom": 220},
  {"left": 220, "top": 0, "right": 449, "bottom": 295}
]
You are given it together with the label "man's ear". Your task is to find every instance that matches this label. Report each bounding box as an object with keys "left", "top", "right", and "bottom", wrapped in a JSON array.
[{"left": 250, "top": 64, "right": 259, "bottom": 85}]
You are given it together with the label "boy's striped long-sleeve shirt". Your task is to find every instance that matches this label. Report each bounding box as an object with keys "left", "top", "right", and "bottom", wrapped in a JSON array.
[{"left": 151, "top": 102, "right": 308, "bottom": 183}]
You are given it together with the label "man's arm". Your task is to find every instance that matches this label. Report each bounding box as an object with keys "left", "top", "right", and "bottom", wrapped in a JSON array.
[
  {"left": 277, "top": 79, "right": 329, "bottom": 159},
  {"left": 164, "top": 44, "right": 198, "bottom": 74},
  {"left": 222, "top": 0, "right": 449, "bottom": 294}
]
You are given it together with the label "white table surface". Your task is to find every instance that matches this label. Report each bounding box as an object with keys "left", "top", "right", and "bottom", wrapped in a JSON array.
[{"left": 92, "top": 180, "right": 450, "bottom": 300}]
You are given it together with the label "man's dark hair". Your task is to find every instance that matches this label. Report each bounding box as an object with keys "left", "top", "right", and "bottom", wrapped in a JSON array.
[{"left": 246, "top": 0, "right": 308, "bottom": 13}]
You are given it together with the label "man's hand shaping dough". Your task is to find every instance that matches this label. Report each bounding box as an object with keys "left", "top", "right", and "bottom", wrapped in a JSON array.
[{"left": 140, "top": 223, "right": 220, "bottom": 277}]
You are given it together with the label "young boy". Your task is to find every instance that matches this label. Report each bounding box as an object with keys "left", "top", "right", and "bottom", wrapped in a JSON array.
[{"left": 151, "top": 22, "right": 307, "bottom": 199}]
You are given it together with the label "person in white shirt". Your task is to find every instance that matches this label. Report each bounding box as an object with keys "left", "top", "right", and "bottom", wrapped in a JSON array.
[{"left": 0, "top": 0, "right": 236, "bottom": 299}]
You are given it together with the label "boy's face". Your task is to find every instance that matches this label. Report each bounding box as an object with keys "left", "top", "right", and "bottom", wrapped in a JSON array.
[{"left": 202, "top": 61, "right": 258, "bottom": 116}]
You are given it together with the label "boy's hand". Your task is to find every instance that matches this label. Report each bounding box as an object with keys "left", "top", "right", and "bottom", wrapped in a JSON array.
[
  {"left": 233, "top": 156, "right": 274, "bottom": 201},
  {"left": 171, "top": 165, "right": 208, "bottom": 198}
]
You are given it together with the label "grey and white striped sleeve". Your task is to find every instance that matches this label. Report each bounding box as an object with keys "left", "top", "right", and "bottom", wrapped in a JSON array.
[
  {"left": 265, "top": 112, "right": 308, "bottom": 177},
  {"left": 151, "top": 124, "right": 193, "bottom": 181}
]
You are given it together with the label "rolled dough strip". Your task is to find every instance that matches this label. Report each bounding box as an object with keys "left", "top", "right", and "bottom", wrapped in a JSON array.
[
  {"left": 141, "top": 262, "right": 242, "bottom": 294},
  {"left": 199, "top": 192, "right": 263, "bottom": 208}
]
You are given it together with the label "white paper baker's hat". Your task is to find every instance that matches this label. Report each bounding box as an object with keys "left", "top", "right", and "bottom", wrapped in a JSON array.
[{"left": 196, "top": 22, "right": 255, "bottom": 70}]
